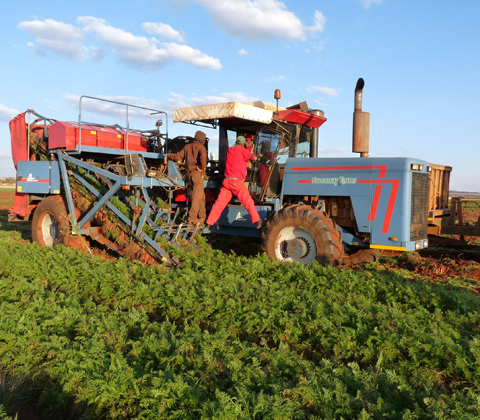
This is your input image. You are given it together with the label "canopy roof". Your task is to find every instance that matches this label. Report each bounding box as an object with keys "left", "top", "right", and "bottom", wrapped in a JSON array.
[
  {"left": 173, "top": 101, "right": 326, "bottom": 128},
  {"left": 173, "top": 101, "right": 276, "bottom": 125}
]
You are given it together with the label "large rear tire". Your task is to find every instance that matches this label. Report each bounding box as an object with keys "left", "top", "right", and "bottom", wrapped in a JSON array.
[
  {"left": 262, "top": 205, "right": 343, "bottom": 266},
  {"left": 31, "top": 196, "right": 70, "bottom": 247}
]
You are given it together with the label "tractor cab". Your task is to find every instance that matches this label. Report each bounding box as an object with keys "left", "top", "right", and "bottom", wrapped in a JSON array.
[{"left": 217, "top": 124, "right": 286, "bottom": 200}]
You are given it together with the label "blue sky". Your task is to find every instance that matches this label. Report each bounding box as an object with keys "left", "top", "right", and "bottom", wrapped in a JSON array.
[{"left": 1, "top": 0, "right": 479, "bottom": 191}]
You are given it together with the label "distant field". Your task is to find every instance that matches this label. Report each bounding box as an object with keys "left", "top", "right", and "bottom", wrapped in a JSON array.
[{"left": 450, "top": 192, "right": 480, "bottom": 199}]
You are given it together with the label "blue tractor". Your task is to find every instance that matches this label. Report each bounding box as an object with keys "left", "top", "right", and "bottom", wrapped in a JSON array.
[
  {"left": 9, "top": 79, "right": 430, "bottom": 266},
  {"left": 174, "top": 78, "right": 430, "bottom": 265}
]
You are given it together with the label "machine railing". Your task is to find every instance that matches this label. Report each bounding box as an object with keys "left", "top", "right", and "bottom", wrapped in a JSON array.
[{"left": 78, "top": 96, "right": 168, "bottom": 153}]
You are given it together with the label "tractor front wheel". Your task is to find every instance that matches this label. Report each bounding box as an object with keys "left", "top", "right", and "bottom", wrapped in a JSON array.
[
  {"left": 262, "top": 205, "right": 343, "bottom": 266},
  {"left": 31, "top": 196, "right": 71, "bottom": 247}
]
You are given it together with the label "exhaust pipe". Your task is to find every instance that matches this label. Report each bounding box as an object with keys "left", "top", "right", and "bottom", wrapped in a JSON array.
[
  {"left": 352, "top": 78, "right": 370, "bottom": 157},
  {"left": 309, "top": 109, "right": 324, "bottom": 158}
]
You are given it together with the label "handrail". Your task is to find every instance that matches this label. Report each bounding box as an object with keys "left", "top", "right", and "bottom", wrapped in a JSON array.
[{"left": 78, "top": 96, "right": 168, "bottom": 153}]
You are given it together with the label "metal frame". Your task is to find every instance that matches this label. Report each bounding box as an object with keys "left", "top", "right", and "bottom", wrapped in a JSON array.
[{"left": 54, "top": 150, "right": 202, "bottom": 266}]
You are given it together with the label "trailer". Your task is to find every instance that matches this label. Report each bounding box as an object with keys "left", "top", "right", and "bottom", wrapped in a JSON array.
[
  {"left": 9, "top": 79, "right": 434, "bottom": 266},
  {"left": 428, "top": 164, "right": 480, "bottom": 239}
]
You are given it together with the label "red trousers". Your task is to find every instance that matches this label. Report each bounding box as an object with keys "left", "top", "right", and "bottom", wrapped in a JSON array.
[
  {"left": 257, "top": 163, "right": 269, "bottom": 187},
  {"left": 206, "top": 178, "right": 260, "bottom": 225}
]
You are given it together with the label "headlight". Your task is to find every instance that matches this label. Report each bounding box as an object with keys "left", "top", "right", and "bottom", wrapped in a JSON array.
[
  {"left": 411, "top": 163, "right": 424, "bottom": 171},
  {"left": 415, "top": 241, "right": 421, "bottom": 250}
]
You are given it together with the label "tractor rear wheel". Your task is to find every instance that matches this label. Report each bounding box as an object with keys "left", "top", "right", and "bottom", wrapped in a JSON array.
[
  {"left": 262, "top": 205, "right": 343, "bottom": 266},
  {"left": 32, "top": 196, "right": 70, "bottom": 247}
]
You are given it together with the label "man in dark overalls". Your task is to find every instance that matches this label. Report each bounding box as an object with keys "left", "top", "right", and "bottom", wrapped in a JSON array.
[{"left": 167, "top": 130, "right": 208, "bottom": 224}]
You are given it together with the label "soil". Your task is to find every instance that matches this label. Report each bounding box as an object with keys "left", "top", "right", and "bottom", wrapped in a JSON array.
[
  {"left": 383, "top": 237, "right": 480, "bottom": 286},
  {"left": 349, "top": 202, "right": 480, "bottom": 286},
  {"left": 16, "top": 404, "right": 42, "bottom": 420}
]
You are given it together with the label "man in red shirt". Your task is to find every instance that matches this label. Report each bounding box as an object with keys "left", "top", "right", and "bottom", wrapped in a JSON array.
[{"left": 206, "top": 136, "right": 262, "bottom": 228}]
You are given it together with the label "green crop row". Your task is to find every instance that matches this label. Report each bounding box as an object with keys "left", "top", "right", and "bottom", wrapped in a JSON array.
[
  {"left": 0, "top": 230, "right": 480, "bottom": 419},
  {"left": 0, "top": 406, "right": 16, "bottom": 420}
]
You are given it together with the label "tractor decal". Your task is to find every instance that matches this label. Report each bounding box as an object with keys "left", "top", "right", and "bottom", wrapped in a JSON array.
[
  {"left": 20, "top": 175, "right": 49, "bottom": 183},
  {"left": 292, "top": 164, "right": 399, "bottom": 234},
  {"left": 299, "top": 176, "right": 358, "bottom": 186},
  {"left": 357, "top": 179, "right": 400, "bottom": 233}
]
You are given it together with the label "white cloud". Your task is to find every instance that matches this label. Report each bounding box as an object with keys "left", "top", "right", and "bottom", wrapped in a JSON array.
[
  {"left": 306, "top": 85, "right": 340, "bottom": 97},
  {"left": 18, "top": 18, "right": 86, "bottom": 60},
  {"left": 18, "top": 16, "right": 221, "bottom": 71},
  {"left": 190, "top": 0, "right": 324, "bottom": 42},
  {"left": 26, "top": 41, "right": 49, "bottom": 58},
  {"left": 164, "top": 42, "right": 222, "bottom": 69},
  {"left": 90, "top": 46, "right": 106, "bottom": 62},
  {"left": 190, "top": 91, "right": 256, "bottom": 105},
  {"left": 141, "top": 22, "right": 185, "bottom": 42},
  {"left": 307, "top": 10, "right": 326, "bottom": 35},
  {"left": 263, "top": 75, "right": 285, "bottom": 82},
  {"left": 0, "top": 104, "right": 20, "bottom": 122},
  {"left": 166, "top": 91, "right": 257, "bottom": 110},
  {"left": 358, "top": 0, "right": 383, "bottom": 9},
  {"left": 78, "top": 16, "right": 221, "bottom": 70},
  {"left": 166, "top": 93, "right": 192, "bottom": 113},
  {"left": 238, "top": 48, "right": 248, "bottom": 56}
]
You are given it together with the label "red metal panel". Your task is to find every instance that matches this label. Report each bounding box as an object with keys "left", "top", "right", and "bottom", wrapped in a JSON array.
[
  {"left": 9, "top": 113, "right": 29, "bottom": 218},
  {"left": 9, "top": 113, "right": 28, "bottom": 167},
  {"left": 96, "top": 126, "right": 124, "bottom": 149},
  {"left": 48, "top": 121, "right": 97, "bottom": 149},
  {"left": 274, "top": 109, "right": 327, "bottom": 128},
  {"left": 48, "top": 121, "right": 148, "bottom": 151},
  {"left": 122, "top": 131, "right": 147, "bottom": 152}
]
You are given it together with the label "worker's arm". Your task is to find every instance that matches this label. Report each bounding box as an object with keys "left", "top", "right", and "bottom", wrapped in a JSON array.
[
  {"left": 241, "top": 147, "right": 257, "bottom": 162},
  {"left": 167, "top": 148, "right": 185, "bottom": 163}
]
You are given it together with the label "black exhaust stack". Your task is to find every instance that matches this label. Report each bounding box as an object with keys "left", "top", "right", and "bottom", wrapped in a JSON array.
[{"left": 352, "top": 78, "right": 370, "bottom": 157}]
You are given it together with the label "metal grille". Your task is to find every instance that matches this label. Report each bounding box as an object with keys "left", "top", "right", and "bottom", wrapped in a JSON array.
[{"left": 411, "top": 172, "right": 429, "bottom": 241}]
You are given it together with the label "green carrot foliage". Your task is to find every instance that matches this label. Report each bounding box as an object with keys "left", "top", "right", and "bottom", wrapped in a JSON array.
[{"left": 0, "top": 229, "right": 479, "bottom": 419}]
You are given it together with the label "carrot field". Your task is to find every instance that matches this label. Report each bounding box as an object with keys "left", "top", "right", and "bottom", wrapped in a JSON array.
[{"left": 1, "top": 188, "right": 480, "bottom": 419}]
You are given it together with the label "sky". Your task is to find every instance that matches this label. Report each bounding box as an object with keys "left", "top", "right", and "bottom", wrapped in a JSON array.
[{"left": 1, "top": 0, "right": 479, "bottom": 191}]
